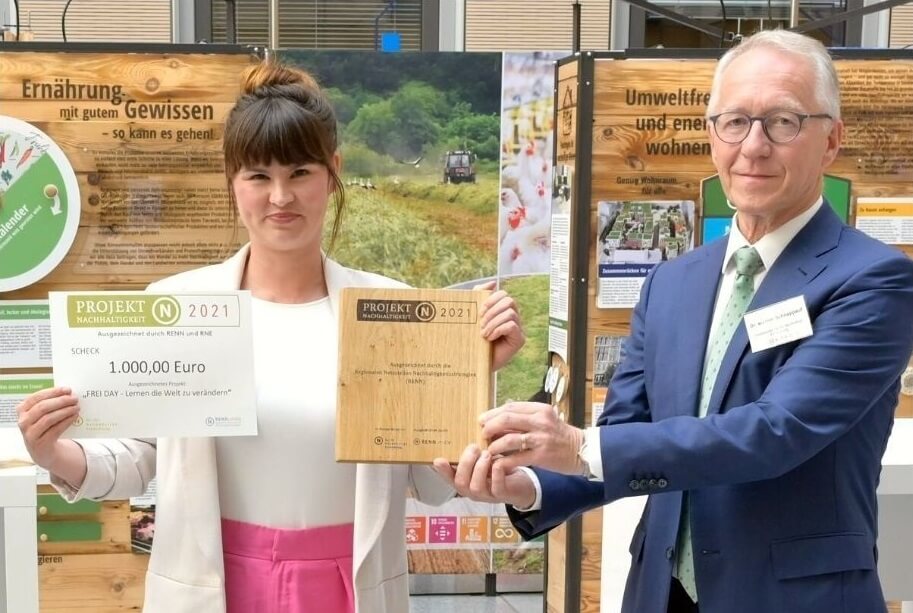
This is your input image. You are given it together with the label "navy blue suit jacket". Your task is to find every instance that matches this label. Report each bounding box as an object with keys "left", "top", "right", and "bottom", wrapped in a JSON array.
[{"left": 511, "top": 205, "right": 913, "bottom": 613}]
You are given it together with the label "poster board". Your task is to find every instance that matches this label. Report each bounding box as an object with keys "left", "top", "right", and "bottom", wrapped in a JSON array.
[
  {"left": 552, "top": 51, "right": 913, "bottom": 613},
  {"left": 0, "top": 45, "right": 258, "bottom": 611},
  {"left": 0, "top": 48, "right": 257, "bottom": 301},
  {"left": 1, "top": 47, "right": 551, "bottom": 597}
]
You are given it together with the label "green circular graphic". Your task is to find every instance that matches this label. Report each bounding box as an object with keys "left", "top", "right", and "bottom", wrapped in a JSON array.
[
  {"left": 151, "top": 297, "right": 181, "bottom": 326},
  {"left": 0, "top": 116, "right": 81, "bottom": 291}
]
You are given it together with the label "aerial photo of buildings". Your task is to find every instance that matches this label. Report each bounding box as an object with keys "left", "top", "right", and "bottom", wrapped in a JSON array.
[{"left": 597, "top": 200, "right": 695, "bottom": 264}]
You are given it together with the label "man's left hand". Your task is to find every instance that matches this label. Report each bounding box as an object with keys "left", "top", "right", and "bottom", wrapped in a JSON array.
[{"left": 481, "top": 401, "right": 585, "bottom": 474}]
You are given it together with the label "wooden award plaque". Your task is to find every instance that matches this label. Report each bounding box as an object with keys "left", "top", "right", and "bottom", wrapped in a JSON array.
[{"left": 336, "top": 287, "right": 492, "bottom": 463}]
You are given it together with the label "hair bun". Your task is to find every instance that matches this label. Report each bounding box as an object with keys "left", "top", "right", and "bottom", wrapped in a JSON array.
[{"left": 240, "top": 61, "right": 319, "bottom": 96}]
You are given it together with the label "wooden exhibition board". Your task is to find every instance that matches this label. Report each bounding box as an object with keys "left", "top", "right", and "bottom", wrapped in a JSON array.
[
  {"left": 547, "top": 58, "right": 581, "bottom": 612},
  {"left": 0, "top": 48, "right": 256, "bottom": 300},
  {"left": 0, "top": 45, "right": 258, "bottom": 611},
  {"left": 550, "top": 51, "right": 913, "bottom": 613}
]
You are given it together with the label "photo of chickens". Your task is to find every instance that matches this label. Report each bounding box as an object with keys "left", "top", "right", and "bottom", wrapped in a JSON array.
[
  {"left": 498, "top": 52, "right": 565, "bottom": 277},
  {"left": 130, "top": 507, "right": 155, "bottom": 554}
]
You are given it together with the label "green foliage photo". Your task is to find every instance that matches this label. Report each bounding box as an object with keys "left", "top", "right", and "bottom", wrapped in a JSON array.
[{"left": 284, "top": 51, "right": 503, "bottom": 164}]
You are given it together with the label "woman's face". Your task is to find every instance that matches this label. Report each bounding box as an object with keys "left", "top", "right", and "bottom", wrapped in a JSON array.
[{"left": 231, "top": 156, "right": 338, "bottom": 256}]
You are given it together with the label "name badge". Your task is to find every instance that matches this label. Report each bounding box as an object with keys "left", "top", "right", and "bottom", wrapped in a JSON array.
[{"left": 744, "top": 295, "right": 813, "bottom": 353}]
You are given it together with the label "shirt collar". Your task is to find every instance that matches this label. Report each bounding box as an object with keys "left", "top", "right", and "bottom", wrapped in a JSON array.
[{"left": 722, "top": 196, "right": 823, "bottom": 274}]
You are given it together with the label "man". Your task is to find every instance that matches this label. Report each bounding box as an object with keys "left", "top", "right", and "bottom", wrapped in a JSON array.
[{"left": 434, "top": 30, "right": 913, "bottom": 613}]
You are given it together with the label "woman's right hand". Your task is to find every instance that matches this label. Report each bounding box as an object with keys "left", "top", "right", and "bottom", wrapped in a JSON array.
[{"left": 16, "top": 387, "right": 81, "bottom": 471}]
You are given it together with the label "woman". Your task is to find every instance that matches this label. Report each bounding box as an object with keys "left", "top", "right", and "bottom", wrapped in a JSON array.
[{"left": 16, "top": 60, "right": 524, "bottom": 613}]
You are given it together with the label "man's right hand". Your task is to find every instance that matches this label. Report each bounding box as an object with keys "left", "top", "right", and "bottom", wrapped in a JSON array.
[
  {"left": 16, "top": 387, "right": 86, "bottom": 484},
  {"left": 432, "top": 444, "right": 536, "bottom": 509}
]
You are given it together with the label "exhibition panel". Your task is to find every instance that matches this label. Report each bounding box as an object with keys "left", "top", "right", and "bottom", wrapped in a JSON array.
[{"left": 547, "top": 48, "right": 913, "bottom": 612}]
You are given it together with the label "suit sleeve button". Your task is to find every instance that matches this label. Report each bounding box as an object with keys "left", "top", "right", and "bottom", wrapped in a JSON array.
[
  {"left": 665, "top": 547, "right": 674, "bottom": 560},
  {"left": 629, "top": 480, "right": 640, "bottom": 491},
  {"left": 648, "top": 479, "right": 658, "bottom": 489},
  {"left": 639, "top": 479, "right": 649, "bottom": 490},
  {"left": 658, "top": 479, "right": 668, "bottom": 488}
]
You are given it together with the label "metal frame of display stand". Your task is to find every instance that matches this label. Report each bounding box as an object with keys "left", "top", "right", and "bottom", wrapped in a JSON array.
[
  {"left": 551, "top": 44, "right": 913, "bottom": 613},
  {"left": 613, "top": 0, "right": 912, "bottom": 42}
]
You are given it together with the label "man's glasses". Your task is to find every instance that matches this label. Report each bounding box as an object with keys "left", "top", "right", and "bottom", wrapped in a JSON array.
[{"left": 708, "top": 110, "right": 833, "bottom": 144}]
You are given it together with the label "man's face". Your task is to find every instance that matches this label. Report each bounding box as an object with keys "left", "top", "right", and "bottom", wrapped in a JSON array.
[{"left": 708, "top": 48, "right": 843, "bottom": 225}]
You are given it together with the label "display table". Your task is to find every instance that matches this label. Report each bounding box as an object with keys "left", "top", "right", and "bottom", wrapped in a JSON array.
[
  {"left": 0, "top": 464, "right": 38, "bottom": 613},
  {"left": 602, "top": 418, "right": 913, "bottom": 613},
  {"left": 877, "top": 418, "right": 913, "bottom": 613}
]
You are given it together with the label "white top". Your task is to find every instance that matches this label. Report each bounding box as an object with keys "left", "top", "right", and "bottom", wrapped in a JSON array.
[{"left": 215, "top": 296, "right": 356, "bottom": 528}]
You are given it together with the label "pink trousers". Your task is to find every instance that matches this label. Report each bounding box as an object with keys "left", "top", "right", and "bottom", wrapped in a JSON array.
[{"left": 221, "top": 518, "right": 355, "bottom": 613}]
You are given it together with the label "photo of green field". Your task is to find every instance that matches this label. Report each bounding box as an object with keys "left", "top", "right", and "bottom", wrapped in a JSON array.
[
  {"left": 496, "top": 274, "right": 549, "bottom": 405},
  {"left": 324, "top": 175, "right": 498, "bottom": 288},
  {"left": 283, "top": 50, "right": 503, "bottom": 288}
]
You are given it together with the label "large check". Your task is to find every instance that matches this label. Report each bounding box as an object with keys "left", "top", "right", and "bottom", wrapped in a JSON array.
[{"left": 49, "top": 291, "right": 257, "bottom": 438}]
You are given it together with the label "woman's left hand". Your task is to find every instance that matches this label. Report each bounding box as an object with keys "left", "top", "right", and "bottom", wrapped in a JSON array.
[{"left": 474, "top": 281, "right": 525, "bottom": 371}]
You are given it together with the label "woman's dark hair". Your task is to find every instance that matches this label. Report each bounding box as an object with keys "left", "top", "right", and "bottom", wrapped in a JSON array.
[{"left": 223, "top": 60, "right": 345, "bottom": 251}]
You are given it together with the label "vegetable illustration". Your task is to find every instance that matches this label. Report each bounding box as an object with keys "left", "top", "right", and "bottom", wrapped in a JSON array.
[{"left": 16, "top": 146, "right": 34, "bottom": 169}]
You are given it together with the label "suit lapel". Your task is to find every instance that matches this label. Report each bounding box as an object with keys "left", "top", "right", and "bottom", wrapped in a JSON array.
[
  {"left": 171, "top": 245, "right": 249, "bottom": 581},
  {"left": 705, "top": 205, "right": 842, "bottom": 416},
  {"left": 175, "top": 437, "right": 225, "bottom": 574},
  {"left": 352, "top": 464, "right": 393, "bottom": 585},
  {"left": 322, "top": 255, "right": 348, "bottom": 322},
  {"left": 677, "top": 240, "right": 727, "bottom": 417}
]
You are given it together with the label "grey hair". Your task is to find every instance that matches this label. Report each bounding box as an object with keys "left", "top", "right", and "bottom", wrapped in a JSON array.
[{"left": 707, "top": 30, "right": 841, "bottom": 119}]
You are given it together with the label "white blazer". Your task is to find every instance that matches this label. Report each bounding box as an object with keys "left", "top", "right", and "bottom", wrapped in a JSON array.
[{"left": 54, "top": 245, "right": 454, "bottom": 613}]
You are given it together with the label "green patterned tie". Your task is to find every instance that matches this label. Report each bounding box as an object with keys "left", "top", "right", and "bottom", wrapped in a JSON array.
[{"left": 674, "top": 246, "right": 764, "bottom": 603}]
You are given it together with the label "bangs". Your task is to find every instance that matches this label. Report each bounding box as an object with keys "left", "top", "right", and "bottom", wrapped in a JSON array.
[{"left": 224, "top": 97, "right": 336, "bottom": 175}]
